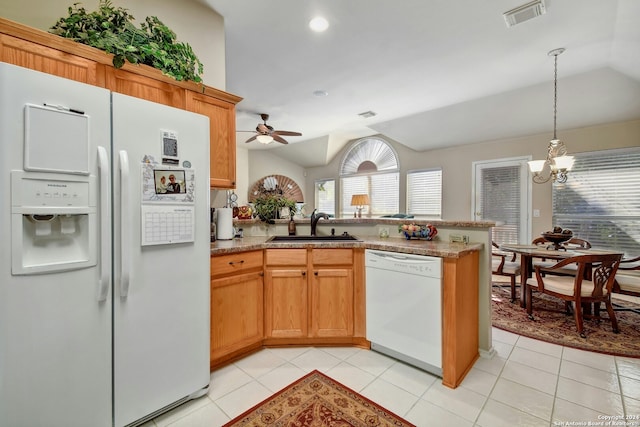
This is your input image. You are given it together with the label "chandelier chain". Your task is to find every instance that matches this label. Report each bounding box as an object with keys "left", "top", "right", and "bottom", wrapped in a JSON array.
[
  {"left": 529, "top": 47, "right": 572, "bottom": 184},
  {"left": 553, "top": 52, "right": 558, "bottom": 140}
]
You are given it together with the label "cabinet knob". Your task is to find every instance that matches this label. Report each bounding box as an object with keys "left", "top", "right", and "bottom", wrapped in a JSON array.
[
  {"left": 302, "top": 271, "right": 306, "bottom": 276},
  {"left": 314, "top": 271, "right": 318, "bottom": 276}
]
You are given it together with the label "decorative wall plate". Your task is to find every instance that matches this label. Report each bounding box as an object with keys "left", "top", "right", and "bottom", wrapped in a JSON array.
[{"left": 249, "top": 174, "right": 304, "bottom": 203}]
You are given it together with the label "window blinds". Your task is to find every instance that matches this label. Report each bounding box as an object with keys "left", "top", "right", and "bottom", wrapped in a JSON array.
[
  {"left": 340, "top": 173, "right": 399, "bottom": 217},
  {"left": 553, "top": 147, "right": 640, "bottom": 256},
  {"left": 315, "top": 179, "right": 335, "bottom": 216},
  {"left": 407, "top": 169, "right": 442, "bottom": 218},
  {"left": 480, "top": 165, "right": 521, "bottom": 244}
]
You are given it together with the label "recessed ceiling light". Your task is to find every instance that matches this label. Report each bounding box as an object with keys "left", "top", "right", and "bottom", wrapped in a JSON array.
[
  {"left": 309, "top": 16, "right": 329, "bottom": 32},
  {"left": 313, "top": 90, "right": 328, "bottom": 97}
]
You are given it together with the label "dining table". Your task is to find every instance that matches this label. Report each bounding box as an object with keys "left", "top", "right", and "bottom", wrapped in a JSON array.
[{"left": 499, "top": 243, "right": 624, "bottom": 308}]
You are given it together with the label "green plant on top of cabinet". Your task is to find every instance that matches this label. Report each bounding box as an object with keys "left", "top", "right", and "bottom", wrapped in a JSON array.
[{"left": 49, "top": 0, "right": 203, "bottom": 82}]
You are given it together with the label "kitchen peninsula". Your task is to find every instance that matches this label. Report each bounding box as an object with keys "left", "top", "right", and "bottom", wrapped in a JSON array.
[{"left": 210, "top": 217, "right": 494, "bottom": 388}]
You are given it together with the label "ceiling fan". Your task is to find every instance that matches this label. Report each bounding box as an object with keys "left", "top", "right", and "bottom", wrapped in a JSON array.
[{"left": 240, "top": 113, "right": 302, "bottom": 144}]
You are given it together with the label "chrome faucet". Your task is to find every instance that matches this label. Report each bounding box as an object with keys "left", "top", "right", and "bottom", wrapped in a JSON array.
[{"left": 310, "top": 209, "right": 329, "bottom": 236}]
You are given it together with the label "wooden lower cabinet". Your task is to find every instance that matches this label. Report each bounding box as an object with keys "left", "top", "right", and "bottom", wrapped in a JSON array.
[
  {"left": 210, "top": 251, "right": 264, "bottom": 369},
  {"left": 264, "top": 248, "right": 363, "bottom": 344},
  {"left": 209, "top": 246, "right": 478, "bottom": 384},
  {"left": 442, "top": 251, "right": 480, "bottom": 388},
  {"left": 310, "top": 267, "right": 354, "bottom": 337},
  {"left": 264, "top": 266, "right": 308, "bottom": 338}
]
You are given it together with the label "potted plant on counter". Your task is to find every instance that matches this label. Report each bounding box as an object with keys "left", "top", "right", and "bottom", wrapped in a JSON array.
[{"left": 252, "top": 193, "right": 297, "bottom": 224}]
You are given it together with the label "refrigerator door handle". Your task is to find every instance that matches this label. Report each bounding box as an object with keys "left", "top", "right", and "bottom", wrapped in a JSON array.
[
  {"left": 119, "top": 150, "right": 131, "bottom": 298},
  {"left": 97, "top": 146, "right": 110, "bottom": 301}
]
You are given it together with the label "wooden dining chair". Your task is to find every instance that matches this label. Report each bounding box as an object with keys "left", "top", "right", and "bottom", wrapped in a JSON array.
[
  {"left": 532, "top": 237, "right": 592, "bottom": 277},
  {"left": 491, "top": 241, "right": 521, "bottom": 302},
  {"left": 525, "top": 253, "right": 623, "bottom": 338},
  {"left": 612, "top": 255, "right": 640, "bottom": 314}
]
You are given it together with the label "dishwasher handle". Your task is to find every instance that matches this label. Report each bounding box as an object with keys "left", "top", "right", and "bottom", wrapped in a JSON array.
[{"left": 368, "top": 250, "right": 439, "bottom": 264}]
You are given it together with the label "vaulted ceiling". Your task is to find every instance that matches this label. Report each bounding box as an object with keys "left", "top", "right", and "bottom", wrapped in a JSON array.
[{"left": 202, "top": 0, "right": 640, "bottom": 167}]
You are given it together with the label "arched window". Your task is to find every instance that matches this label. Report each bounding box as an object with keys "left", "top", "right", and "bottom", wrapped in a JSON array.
[{"left": 340, "top": 137, "right": 399, "bottom": 217}]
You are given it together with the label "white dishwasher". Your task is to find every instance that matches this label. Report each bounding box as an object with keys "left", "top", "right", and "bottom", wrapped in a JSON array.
[{"left": 365, "top": 249, "right": 443, "bottom": 376}]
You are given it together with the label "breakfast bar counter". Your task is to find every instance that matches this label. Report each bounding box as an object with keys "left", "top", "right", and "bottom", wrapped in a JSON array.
[{"left": 211, "top": 235, "right": 483, "bottom": 259}]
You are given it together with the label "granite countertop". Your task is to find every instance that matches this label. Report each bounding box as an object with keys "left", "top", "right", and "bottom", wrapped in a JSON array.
[
  {"left": 211, "top": 235, "right": 483, "bottom": 259},
  {"left": 232, "top": 217, "right": 495, "bottom": 228}
]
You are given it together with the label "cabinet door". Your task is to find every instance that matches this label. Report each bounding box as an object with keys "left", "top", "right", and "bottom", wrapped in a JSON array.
[
  {"left": 210, "top": 271, "right": 263, "bottom": 362},
  {"left": 185, "top": 92, "right": 236, "bottom": 189},
  {"left": 310, "top": 268, "right": 354, "bottom": 337},
  {"left": 264, "top": 268, "right": 308, "bottom": 338},
  {"left": 105, "top": 67, "right": 184, "bottom": 107},
  {"left": 0, "top": 34, "right": 103, "bottom": 85}
]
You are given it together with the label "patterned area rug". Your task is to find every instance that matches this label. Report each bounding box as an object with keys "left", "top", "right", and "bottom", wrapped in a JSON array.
[
  {"left": 223, "top": 370, "right": 415, "bottom": 427},
  {"left": 492, "top": 283, "right": 640, "bottom": 358}
]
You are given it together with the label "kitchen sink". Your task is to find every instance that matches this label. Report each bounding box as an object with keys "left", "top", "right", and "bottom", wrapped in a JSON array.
[{"left": 267, "top": 234, "right": 361, "bottom": 242}]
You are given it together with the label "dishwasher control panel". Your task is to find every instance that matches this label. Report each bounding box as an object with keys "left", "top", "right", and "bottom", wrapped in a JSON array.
[{"left": 365, "top": 249, "right": 442, "bottom": 278}]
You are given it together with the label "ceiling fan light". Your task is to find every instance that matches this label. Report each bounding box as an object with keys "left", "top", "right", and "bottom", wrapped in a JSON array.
[{"left": 256, "top": 135, "right": 274, "bottom": 144}]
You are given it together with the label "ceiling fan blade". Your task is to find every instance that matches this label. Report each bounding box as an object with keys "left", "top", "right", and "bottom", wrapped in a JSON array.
[
  {"left": 244, "top": 134, "right": 258, "bottom": 143},
  {"left": 273, "top": 130, "right": 302, "bottom": 137},
  {"left": 273, "top": 135, "right": 289, "bottom": 144}
]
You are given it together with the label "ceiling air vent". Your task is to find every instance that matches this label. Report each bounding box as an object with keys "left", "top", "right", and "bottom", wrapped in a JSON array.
[{"left": 503, "top": 0, "right": 546, "bottom": 27}]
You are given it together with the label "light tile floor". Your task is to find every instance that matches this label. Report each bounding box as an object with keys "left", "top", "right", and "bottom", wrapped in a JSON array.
[{"left": 147, "top": 327, "right": 640, "bottom": 427}]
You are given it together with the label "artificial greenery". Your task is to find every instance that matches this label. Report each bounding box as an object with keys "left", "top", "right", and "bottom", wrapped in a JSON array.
[{"left": 49, "top": 0, "right": 204, "bottom": 82}]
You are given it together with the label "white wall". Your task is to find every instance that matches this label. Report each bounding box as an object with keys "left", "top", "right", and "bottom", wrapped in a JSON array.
[
  {"left": 245, "top": 149, "right": 307, "bottom": 208},
  {"left": 302, "top": 119, "right": 640, "bottom": 236},
  {"left": 0, "top": 0, "right": 226, "bottom": 89}
]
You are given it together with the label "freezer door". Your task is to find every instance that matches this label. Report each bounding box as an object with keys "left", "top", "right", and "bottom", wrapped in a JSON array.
[
  {"left": 0, "top": 63, "right": 112, "bottom": 427},
  {"left": 111, "top": 93, "right": 211, "bottom": 427}
]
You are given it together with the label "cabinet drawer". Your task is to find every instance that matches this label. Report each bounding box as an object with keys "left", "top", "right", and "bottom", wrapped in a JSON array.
[
  {"left": 312, "top": 249, "right": 353, "bottom": 265},
  {"left": 211, "top": 250, "right": 263, "bottom": 277},
  {"left": 265, "top": 249, "right": 307, "bottom": 266}
]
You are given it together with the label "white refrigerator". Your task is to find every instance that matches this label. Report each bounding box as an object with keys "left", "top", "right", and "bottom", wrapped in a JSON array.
[{"left": 0, "top": 62, "right": 211, "bottom": 427}]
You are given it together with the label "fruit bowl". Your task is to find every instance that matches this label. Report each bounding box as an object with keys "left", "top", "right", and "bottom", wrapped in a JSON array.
[
  {"left": 541, "top": 232, "right": 572, "bottom": 250},
  {"left": 399, "top": 224, "right": 438, "bottom": 241}
]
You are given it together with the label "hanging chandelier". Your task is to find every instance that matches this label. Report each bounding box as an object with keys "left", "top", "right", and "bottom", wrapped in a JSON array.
[{"left": 528, "top": 48, "right": 574, "bottom": 184}]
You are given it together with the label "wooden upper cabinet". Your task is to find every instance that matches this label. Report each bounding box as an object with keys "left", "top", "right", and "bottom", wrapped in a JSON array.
[
  {"left": 0, "top": 34, "right": 103, "bottom": 86},
  {"left": 0, "top": 17, "right": 242, "bottom": 190},
  {"left": 186, "top": 90, "right": 240, "bottom": 189},
  {"left": 104, "top": 67, "right": 184, "bottom": 108}
]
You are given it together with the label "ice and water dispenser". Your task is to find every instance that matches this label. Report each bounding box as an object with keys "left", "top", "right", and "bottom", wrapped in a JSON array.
[{"left": 11, "top": 104, "right": 97, "bottom": 275}]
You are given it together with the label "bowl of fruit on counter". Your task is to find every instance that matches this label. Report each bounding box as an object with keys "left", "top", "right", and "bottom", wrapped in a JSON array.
[{"left": 398, "top": 223, "right": 438, "bottom": 240}]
